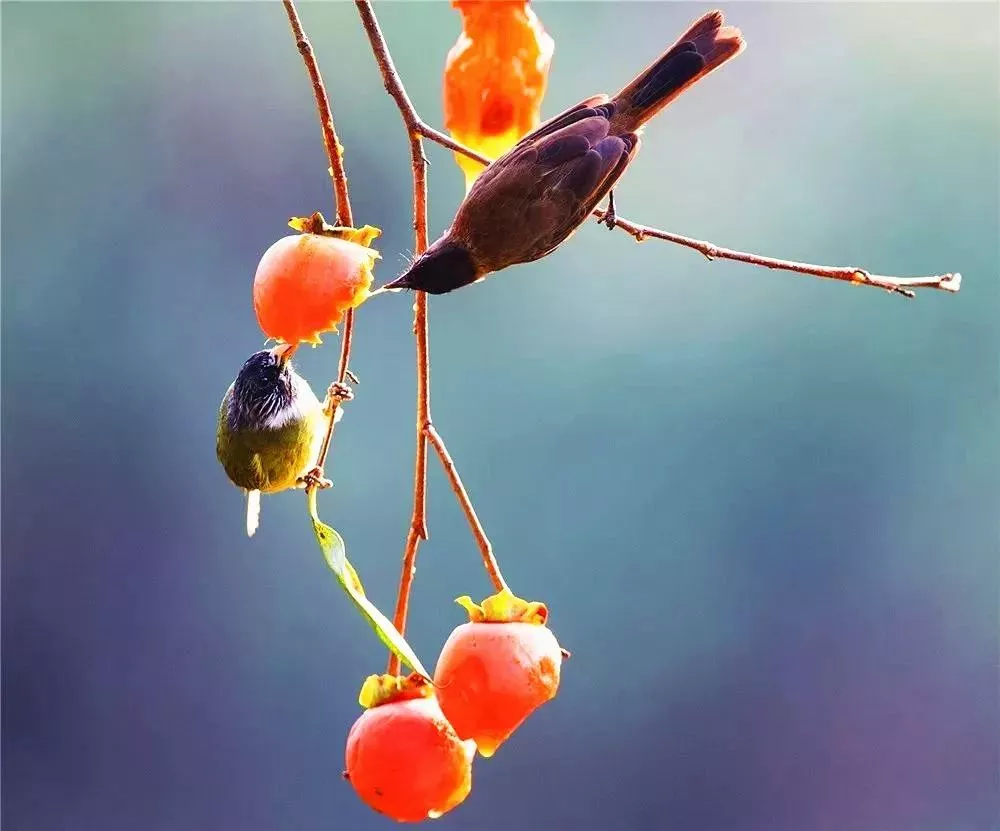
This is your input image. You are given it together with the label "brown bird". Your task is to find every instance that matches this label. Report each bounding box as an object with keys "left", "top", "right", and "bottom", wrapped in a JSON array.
[{"left": 383, "top": 10, "right": 744, "bottom": 295}]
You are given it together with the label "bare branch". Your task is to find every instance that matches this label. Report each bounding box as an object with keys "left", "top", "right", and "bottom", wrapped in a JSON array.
[
  {"left": 593, "top": 210, "right": 961, "bottom": 299},
  {"left": 282, "top": 0, "right": 357, "bottom": 487},
  {"left": 355, "top": 0, "right": 433, "bottom": 676},
  {"left": 281, "top": 0, "right": 353, "bottom": 225},
  {"left": 416, "top": 122, "right": 491, "bottom": 165},
  {"left": 426, "top": 425, "right": 508, "bottom": 594}
]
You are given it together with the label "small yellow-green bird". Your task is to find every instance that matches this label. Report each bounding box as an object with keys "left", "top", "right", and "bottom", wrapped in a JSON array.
[{"left": 216, "top": 344, "right": 333, "bottom": 536}]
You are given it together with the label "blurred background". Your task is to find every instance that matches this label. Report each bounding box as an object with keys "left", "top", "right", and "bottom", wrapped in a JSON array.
[{"left": 3, "top": 3, "right": 997, "bottom": 830}]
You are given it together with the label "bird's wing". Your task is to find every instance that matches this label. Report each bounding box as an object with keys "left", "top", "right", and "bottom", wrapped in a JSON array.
[
  {"left": 480, "top": 107, "right": 638, "bottom": 263},
  {"left": 217, "top": 384, "right": 235, "bottom": 443},
  {"left": 534, "top": 94, "right": 611, "bottom": 138},
  {"left": 468, "top": 95, "right": 610, "bottom": 194},
  {"left": 451, "top": 96, "right": 639, "bottom": 269}
]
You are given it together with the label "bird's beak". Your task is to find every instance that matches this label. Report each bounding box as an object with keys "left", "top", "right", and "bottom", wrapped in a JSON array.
[{"left": 270, "top": 343, "right": 299, "bottom": 367}]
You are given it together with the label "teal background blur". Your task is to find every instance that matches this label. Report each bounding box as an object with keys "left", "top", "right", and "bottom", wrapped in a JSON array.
[{"left": 3, "top": 2, "right": 998, "bottom": 829}]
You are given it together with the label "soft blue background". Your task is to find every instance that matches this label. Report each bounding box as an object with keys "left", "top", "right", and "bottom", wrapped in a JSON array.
[{"left": 3, "top": 3, "right": 997, "bottom": 830}]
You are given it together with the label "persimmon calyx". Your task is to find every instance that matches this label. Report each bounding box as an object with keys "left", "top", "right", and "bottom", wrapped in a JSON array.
[
  {"left": 288, "top": 211, "right": 382, "bottom": 250},
  {"left": 455, "top": 589, "right": 549, "bottom": 625},
  {"left": 358, "top": 672, "right": 433, "bottom": 710}
]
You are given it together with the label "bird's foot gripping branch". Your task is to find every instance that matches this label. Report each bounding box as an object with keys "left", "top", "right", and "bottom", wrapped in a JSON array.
[{"left": 213, "top": 1, "right": 962, "bottom": 822}]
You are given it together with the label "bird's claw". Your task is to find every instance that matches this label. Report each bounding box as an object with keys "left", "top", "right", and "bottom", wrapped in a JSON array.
[
  {"left": 298, "top": 467, "right": 332, "bottom": 491},
  {"left": 324, "top": 381, "right": 354, "bottom": 416},
  {"left": 327, "top": 381, "right": 354, "bottom": 403},
  {"left": 602, "top": 189, "right": 618, "bottom": 230}
]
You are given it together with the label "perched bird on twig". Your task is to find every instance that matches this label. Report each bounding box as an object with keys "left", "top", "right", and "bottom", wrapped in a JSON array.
[
  {"left": 216, "top": 344, "right": 335, "bottom": 536},
  {"left": 383, "top": 10, "right": 744, "bottom": 295}
]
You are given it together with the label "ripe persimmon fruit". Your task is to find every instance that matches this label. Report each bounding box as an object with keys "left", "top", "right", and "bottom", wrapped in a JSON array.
[
  {"left": 252, "top": 217, "right": 379, "bottom": 346},
  {"left": 344, "top": 674, "right": 475, "bottom": 822},
  {"left": 443, "top": 0, "right": 554, "bottom": 191},
  {"left": 434, "top": 590, "right": 563, "bottom": 757}
]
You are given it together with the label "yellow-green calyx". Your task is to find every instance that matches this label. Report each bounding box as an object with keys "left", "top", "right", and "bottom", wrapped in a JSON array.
[
  {"left": 455, "top": 588, "right": 549, "bottom": 625},
  {"left": 358, "top": 672, "right": 432, "bottom": 710},
  {"left": 288, "top": 211, "right": 382, "bottom": 249}
]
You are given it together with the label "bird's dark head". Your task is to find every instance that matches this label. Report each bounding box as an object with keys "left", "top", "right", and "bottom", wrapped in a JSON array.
[
  {"left": 229, "top": 344, "right": 298, "bottom": 431},
  {"left": 383, "top": 237, "right": 481, "bottom": 295}
]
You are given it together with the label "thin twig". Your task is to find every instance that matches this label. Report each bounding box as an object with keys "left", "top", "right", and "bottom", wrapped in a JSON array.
[
  {"left": 355, "top": 0, "right": 433, "bottom": 676},
  {"left": 417, "top": 123, "right": 490, "bottom": 165},
  {"left": 282, "top": 0, "right": 357, "bottom": 488},
  {"left": 426, "top": 426, "right": 508, "bottom": 593},
  {"left": 593, "top": 210, "right": 961, "bottom": 298},
  {"left": 282, "top": 0, "right": 352, "bottom": 226}
]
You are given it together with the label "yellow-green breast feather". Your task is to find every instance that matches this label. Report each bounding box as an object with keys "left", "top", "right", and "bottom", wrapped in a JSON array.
[{"left": 216, "top": 384, "right": 325, "bottom": 494}]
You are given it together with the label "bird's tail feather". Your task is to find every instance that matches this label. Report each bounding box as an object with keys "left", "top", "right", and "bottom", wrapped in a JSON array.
[
  {"left": 246, "top": 489, "right": 261, "bottom": 537},
  {"left": 611, "top": 10, "right": 744, "bottom": 134}
]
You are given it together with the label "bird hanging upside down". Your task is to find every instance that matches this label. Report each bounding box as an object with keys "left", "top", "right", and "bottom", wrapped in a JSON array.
[
  {"left": 216, "top": 343, "right": 342, "bottom": 537},
  {"left": 383, "top": 10, "right": 744, "bottom": 295}
]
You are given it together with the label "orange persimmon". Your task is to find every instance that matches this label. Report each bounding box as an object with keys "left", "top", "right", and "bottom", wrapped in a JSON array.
[
  {"left": 252, "top": 218, "right": 378, "bottom": 346},
  {"left": 344, "top": 674, "right": 476, "bottom": 822},
  {"left": 443, "top": 0, "right": 554, "bottom": 192},
  {"left": 434, "top": 590, "right": 563, "bottom": 758}
]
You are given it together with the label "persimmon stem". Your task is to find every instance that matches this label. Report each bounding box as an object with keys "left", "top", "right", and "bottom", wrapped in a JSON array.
[
  {"left": 282, "top": 0, "right": 356, "bottom": 489},
  {"left": 356, "top": 0, "right": 506, "bottom": 675}
]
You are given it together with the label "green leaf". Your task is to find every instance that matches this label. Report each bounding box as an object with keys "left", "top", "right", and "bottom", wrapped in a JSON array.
[{"left": 308, "top": 491, "right": 430, "bottom": 680}]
